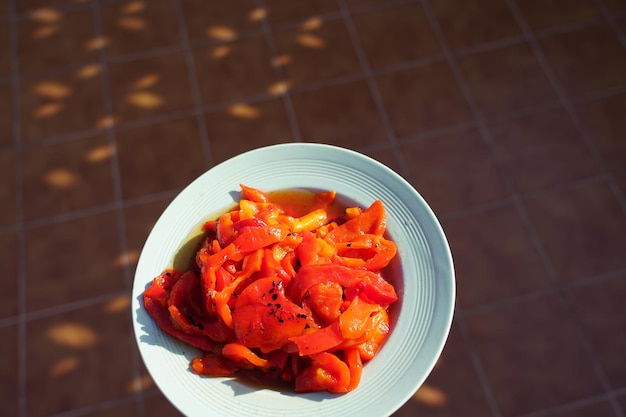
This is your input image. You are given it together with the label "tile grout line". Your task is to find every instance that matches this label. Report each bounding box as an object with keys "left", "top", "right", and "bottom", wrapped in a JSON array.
[
  {"left": 418, "top": 1, "right": 550, "bottom": 416},
  {"left": 5, "top": 53, "right": 626, "bottom": 155},
  {"left": 510, "top": 0, "right": 626, "bottom": 217},
  {"left": 512, "top": 391, "right": 625, "bottom": 417},
  {"left": 255, "top": 0, "right": 304, "bottom": 143},
  {"left": 8, "top": 0, "right": 27, "bottom": 415},
  {"left": 172, "top": 0, "right": 215, "bottom": 169},
  {"left": 3, "top": 5, "right": 618, "bottom": 84},
  {"left": 505, "top": 1, "right": 626, "bottom": 416},
  {"left": 336, "top": 0, "right": 411, "bottom": 180},
  {"left": 453, "top": 308, "right": 505, "bottom": 417},
  {"left": 462, "top": 269, "right": 626, "bottom": 317},
  {"left": 90, "top": 2, "right": 145, "bottom": 416},
  {"left": 595, "top": 0, "right": 626, "bottom": 49}
]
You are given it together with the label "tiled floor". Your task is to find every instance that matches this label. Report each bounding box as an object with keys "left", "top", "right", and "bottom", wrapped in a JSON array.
[{"left": 1, "top": 0, "right": 626, "bottom": 416}]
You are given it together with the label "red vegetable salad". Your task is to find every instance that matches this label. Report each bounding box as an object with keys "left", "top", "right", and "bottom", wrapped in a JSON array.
[{"left": 142, "top": 185, "right": 398, "bottom": 394}]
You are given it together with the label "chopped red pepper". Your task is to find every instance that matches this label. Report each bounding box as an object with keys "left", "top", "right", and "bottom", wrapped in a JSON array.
[{"left": 142, "top": 186, "right": 398, "bottom": 393}]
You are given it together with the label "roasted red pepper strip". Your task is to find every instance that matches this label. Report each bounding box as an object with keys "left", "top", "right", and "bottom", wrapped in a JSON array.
[
  {"left": 233, "top": 224, "right": 289, "bottom": 253},
  {"left": 289, "top": 322, "right": 344, "bottom": 356},
  {"left": 295, "top": 352, "right": 350, "bottom": 393},
  {"left": 240, "top": 184, "right": 270, "bottom": 203},
  {"left": 290, "top": 263, "right": 397, "bottom": 306},
  {"left": 191, "top": 352, "right": 238, "bottom": 377},
  {"left": 143, "top": 296, "right": 216, "bottom": 351},
  {"left": 324, "top": 200, "right": 387, "bottom": 242}
]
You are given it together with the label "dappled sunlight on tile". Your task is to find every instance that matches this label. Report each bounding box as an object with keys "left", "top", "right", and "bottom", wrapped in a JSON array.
[
  {"left": 84, "top": 144, "right": 114, "bottom": 163},
  {"left": 43, "top": 168, "right": 80, "bottom": 189},
  {"left": 47, "top": 323, "right": 99, "bottom": 349},
  {"left": 133, "top": 73, "right": 160, "bottom": 89},
  {"left": 103, "top": 295, "right": 131, "bottom": 314},
  {"left": 113, "top": 249, "right": 141, "bottom": 268},
  {"left": 412, "top": 383, "right": 448, "bottom": 407},
  {"left": 33, "top": 102, "right": 64, "bottom": 119},
  {"left": 85, "top": 36, "right": 110, "bottom": 52},
  {"left": 31, "top": 24, "right": 60, "bottom": 40},
  {"left": 122, "top": 0, "right": 146, "bottom": 14},
  {"left": 126, "top": 373, "right": 154, "bottom": 394},
  {"left": 126, "top": 91, "right": 164, "bottom": 109},
  {"left": 48, "top": 356, "right": 80, "bottom": 378},
  {"left": 300, "top": 16, "right": 323, "bottom": 31},
  {"left": 296, "top": 33, "right": 325, "bottom": 49},
  {"left": 212, "top": 45, "right": 233, "bottom": 60},
  {"left": 117, "top": 16, "right": 147, "bottom": 31},
  {"left": 76, "top": 64, "right": 101, "bottom": 79},
  {"left": 228, "top": 103, "right": 261, "bottom": 120},
  {"left": 249, "top": 7, "right": 267, "bottom": 22},
  {"left": 267, "top": 80, "right": 291, "bottom": 95},
  {"left": 33, "top": 81, "right": 72, "bottom": 100},
  {"left": 29, "top": 8, "right": 63, "bottom": 23},
  {"left": 272, "top": 54, "right": 292, "bottom": 67},
  {"left": 95, "top": 115, "right": 118, "bottom": 129},
  {"left": 206, "top": 25, "right": 237, "bottom": 41}
]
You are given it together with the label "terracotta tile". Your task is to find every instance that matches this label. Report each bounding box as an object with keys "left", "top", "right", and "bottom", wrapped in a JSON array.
[
  {"left": 0, "top": 0, "right": 6, "bottom": 16},
  {"left": 265, "top": 0, "right": 339, "bottom": 25},
  {"left": 0, "top": 325, "right": 18, "bottom": 417},
  {"left": 143, "top": 391, "right": 184, "bottom": 417},
  {"left": 376, "top": 62, "right": 472, "bottom": 138},
  {"left": 430, "top": 0, "right": 521, "bottom": 51},
  {"left": 0, "top": 149, "right": 17, "bottom": 227},
  {"left": 17, "top": 6, "right": 99, "bottom": 74},
  {"left": 0, "top": 83, "right": 13, "bottom": 147},
  {"left": 24, "top": 211, "right": 124, "bottom": 311},
  {"left": 539, "top": 401, "right": 618, "bottom": 417},
  {"left": 515, "top": 0, "right": 601, "bottom": 31},
  {"left": 576, "top": 92, "right": 626, "bottom": 175},
  {"left": 619, "top": 16, "right": 626, "bottom": 38},
  {"left": 616, "top": 172, "right": 626, "bottom": 196},
  {"left": 465, "top": 294, "right": 605, "bottom": 417},
  {"left": 539, "top": 24, "right": 626, "bottom": 96},
  {"left": 618, "top": 394, "right": 626, "bottom": 416},
  {"left": 602, "top": 0, "right": 626, "bottom": 13},
  {"left": 116, "top": 117, "right": 207, "bottom": 199},
  {"left": 399, "top": 129, "right": 509, "bottom": 215},
  {"left": 182, "top": 0, "right": 262, "bottom": 42},
  {"left": 16, "top": 0, "right": 91, "bottom": 12},
  {"left": 19, "top": 67, "right": 106, "bottom": 142},
  {"left": 361, "top": 147, "right": 402, "bottom": 174},
  {"left": 205, "top": 98, "right": 294, "bottom": 164},
  {"left": 346, "top": 0, "right": 395, "bottom": 8},
  {"left": 0, "top": 232, "right": 19, "bottom": 319},
  {"left": 26, "top": 300, "right": 135, "bottom": 417},
  {"left": 108, "top": 51, "right": 195, "bottom": 124},
  {"left": 100, "top": 0, "right": 181, "bottom": 58},
  {"left": 352, "top": 2, "right": 441, "bottom": 69},
  {"left": 0, "top": 22, "right": 10, "bottom": 78},
  {"left": 290, "top": 80, "right": 387, "bottom": 148},
  {"left": 565, "top": 277, "right": 626, "bottom": 389},
  {"left": 523, "top": 181, "right": 626, "bottom": 282},
  {"left": 442, "top": 203, "right": 551, "bottom": 309},
  {"left": 192, "top": 35, "right": 277, "bottom": 105},
  {"left": 458, "top": 42, "right": 558, "bottom": 118},
  {"left": 22, "top": 136, "right": 116, "bottom": 221},
  {"left": 392, "top": 323, "right": 493, "bottom": 417},
  {"left": 272, "top": 18, "right": 361, "bottom": 88},
  {"left": 488, "top": 107, "right": 602, "bottom": 193},
  {"left": 81, "top": 403, "right": 138, "bottom": 417},
  {"left": 123, "top": 198, "right": 172, "bottom": 270}
]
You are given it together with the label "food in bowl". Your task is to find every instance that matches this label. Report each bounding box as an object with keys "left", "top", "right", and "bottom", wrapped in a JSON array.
[{"left": 142, "top": 184, "right": 398, "bottom": 394}]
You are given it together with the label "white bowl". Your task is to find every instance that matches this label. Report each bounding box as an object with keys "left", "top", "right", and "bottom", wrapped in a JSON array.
[{"left": 131, "top": 143, "right": 455, "bottom": 417}]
